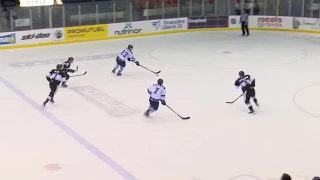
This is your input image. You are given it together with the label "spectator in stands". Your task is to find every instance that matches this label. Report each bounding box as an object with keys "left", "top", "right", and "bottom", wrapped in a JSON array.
[
  {"left": 243, "top": 0, "right": 250, "bottom": 14},
  {"left": 281, "top": 173, "right": 291, "bottom": 180},
  {"left": 253, "top": 0, "right": 260, "bottom": 15},
  {"left": 235, "top": 0, "right": 241, "bottom": 15}
]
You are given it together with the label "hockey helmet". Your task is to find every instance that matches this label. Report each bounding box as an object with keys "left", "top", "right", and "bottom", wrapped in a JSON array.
[
  {"left": 56, "top": 64, "right": 63, "bottom": 70},
  {"left": 128, "top": 44, "right": 133, "bottom": 51},
  {"left": 68, "top": 57, "right": 74, "bottom": 63},
  {"left": 281, "top": 174, "right": 291, "bottom": 180},
  {"left": 239, "top": 71, "right": 245, "bottom": 77},
  {"left": 157, "top": 79, "right": 163, "bottom": 86}
]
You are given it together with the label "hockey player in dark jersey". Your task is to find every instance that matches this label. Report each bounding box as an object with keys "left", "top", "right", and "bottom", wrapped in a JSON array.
[
  {"left": 234, "top": 71, "right": 259, "bottom": 114},
  {"left": 61, "top": 57, "right": 76, "bottom": 87},
  {"left": 43, "top": 64, "right": 67, "bottom": 106}
]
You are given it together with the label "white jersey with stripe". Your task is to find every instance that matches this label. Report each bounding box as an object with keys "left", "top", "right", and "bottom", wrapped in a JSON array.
[
  {"left": 147, "top": 84, "right": 166, "bottom": 102},
  {"left": 234, "top": 75, "right": 255, "bottom": 92},
  {"left": 117, "top": 48, "right": 136, "bottom": 62},
  {"left": 47, "top": 69, "right": 67, "bottom": 84}
]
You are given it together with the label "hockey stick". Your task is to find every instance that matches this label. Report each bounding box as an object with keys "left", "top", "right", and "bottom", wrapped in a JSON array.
[
  {"left": 70, "top": 71, "right": 87, "bottom": 77},
  {"left": 166, "top": 104, "right": 190, "bottom": 120},
  {"left": 140, "top": 65, "right": 161, "bottom": 74},
  {"left": 226, "top": 92, "right": 244, "bottom": 104},
  {"left": 76, "top": 66, "right": 78, "bottom": 71}
]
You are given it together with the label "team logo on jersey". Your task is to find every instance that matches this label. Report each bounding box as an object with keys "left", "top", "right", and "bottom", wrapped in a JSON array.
[
  {"left": 0, "top": 34, "right": 16, "bottom": 45},
  {"left": 114, "top": 23, "right": 142, "bottom": 35}
]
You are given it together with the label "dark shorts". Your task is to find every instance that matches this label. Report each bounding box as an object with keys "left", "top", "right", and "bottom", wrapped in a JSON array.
[
  {"left": 149, "top": 99, "right": 159, "bottom": 110},
  {"left": 116, "top": 57, "right": 126, "bottom": 67}
]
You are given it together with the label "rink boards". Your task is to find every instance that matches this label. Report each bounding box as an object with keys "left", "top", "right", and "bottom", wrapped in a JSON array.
[{"left": 0, "top": 16, "right": 319, "bottom": 50}]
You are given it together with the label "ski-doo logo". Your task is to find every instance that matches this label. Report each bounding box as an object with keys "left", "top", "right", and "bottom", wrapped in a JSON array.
[{"left": 21, "top": 33, "right": 50, "bottom": 40}]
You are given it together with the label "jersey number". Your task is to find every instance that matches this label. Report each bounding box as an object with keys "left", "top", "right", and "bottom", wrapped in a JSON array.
[
  {"left": 154, "top": 88, "right": 159, "bottom": 94},
  {"left": 51, "top": 73, "right": 58, "bottom": 80}
]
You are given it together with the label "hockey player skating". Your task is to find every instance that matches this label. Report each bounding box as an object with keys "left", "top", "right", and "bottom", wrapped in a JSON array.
[
  {"left": 43, "top": 64, "right": 67, "bottom": 106},
  {"left": 112, "top": 45, "right": 140, "bottom": 76},
  {"left": 61, "top": 57, "right": 77, "bottom": 87},
  {"left": 144, "top": 79, "right": 166, "bottom": 117},
  {"left": 234, "top": 71, "right": 259, "bottom": 114}
]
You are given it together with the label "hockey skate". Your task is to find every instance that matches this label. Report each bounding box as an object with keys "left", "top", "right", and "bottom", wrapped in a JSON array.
[
  {"left": 248, "top": 106, "right": 255, "bottom": 115},
  {"left": 61, "top": 82, "right": 68, "bottom": 87},
  {"left": 43, "top": 99, "right": 49, "bottom": 106},
  {"left": 117, "top": 72, "right": 122, "bottom": 76},
  {"left": 112, "top": 69, "right": 116, "bottom": 73},
  {"left": 144, "top": 110, "right": 150, "bottom": 117}
]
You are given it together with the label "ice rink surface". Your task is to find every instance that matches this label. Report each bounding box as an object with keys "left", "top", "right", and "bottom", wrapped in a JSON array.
[{"left": 0, "top": 31, "right": 319, "bottom": 180}]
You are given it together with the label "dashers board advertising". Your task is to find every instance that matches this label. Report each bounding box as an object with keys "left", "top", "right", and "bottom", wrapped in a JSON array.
[
  {"left": 188, "top": 16, "right": 228, "bottom": 29},
  {"left": 108, "top": 18, "right": 188, "bottom": 36}
]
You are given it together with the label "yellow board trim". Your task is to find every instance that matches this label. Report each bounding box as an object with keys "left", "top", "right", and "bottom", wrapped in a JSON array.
[{"left": 0, "top": 27, "right": 319, "bottom": 50}]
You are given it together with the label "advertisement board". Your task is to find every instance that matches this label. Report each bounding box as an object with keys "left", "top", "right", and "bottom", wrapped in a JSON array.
[
  {"left": 0, "top": 33, "right": 16, "bottom": 46},
  {"left": 188, "top": 16, "right": 228, "bottom": 29},
  {"left": 252, "top": 16, "right": 289, "bottom": 28},
  {"left": 228, "top": 16, "right": 241, "bottom": 28},
  {"left": 108, "top": 18, "right": 188, "bottom": 36},
  {"left": 15, "top": 18, "right": 30, "bottom": 27},
  {"left": 291, "top": 17, "right": 320, "bottom": 30},
  {"left": 64, "top": 24, "right": 107, "bottom": 40},
  {"left": 151, "top": 18, "right": 188, "bottom": 32},
  {"left": 229, "top": 16, "right": 291, "bottom": 29},
  {"left": 15, "top": 28, "right": 64, "bottom": 45},
  {"left": 108, "top": 21, "right": 154, "bottom": 36}
]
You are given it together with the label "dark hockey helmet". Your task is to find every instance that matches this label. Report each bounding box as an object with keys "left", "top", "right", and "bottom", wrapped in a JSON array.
[
  {"left": 157, "top": 79, "right": 164, "bottom": 86},
  {"left": 56, "top": 64, "right": 63, "bottom": 70},
  {"left": 68, "top": 57, "right": 74, "bottom": 63},
  {"left": 281, "top": 174, "right": 291, "bottom": 180},
  {"left": 128, "top": 44, "right": 133, "bottom": 51},
  {"left": 239, "top": 71, "right": 245, "bottom": 77}
]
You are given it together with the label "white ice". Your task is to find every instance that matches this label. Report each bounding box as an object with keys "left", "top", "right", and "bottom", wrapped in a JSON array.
[{"left": 0, "top": 31, "right": 319, "bottom": 180}]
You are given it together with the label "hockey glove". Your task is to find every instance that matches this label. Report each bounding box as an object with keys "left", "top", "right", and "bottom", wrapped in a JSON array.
[
  {"left": 135, "top": 61, "right": 140, "bottom": 66},
  {"left": 68, "top": 69, "right": 75, "bottom": 73},
  {"left": 161, "top": 100, "right": 166, "bottom": 105}
]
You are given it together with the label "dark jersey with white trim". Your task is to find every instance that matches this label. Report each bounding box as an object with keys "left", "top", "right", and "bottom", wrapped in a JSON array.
[
  {"left": 46, "top": 69, "right": 67, "bottom": 85},
  {"left": 63, "top": 61, "right": 71, "bottom": 70},
  {"left": 234, "top": 75, "right": 256, "bottom": 92}
]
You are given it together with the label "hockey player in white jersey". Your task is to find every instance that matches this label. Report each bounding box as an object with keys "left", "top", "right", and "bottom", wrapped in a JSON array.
[
  {"left": 144, "top": 79, "right": 166, "bottom": 117},
  {"left": 112, "top": 45, "right": 140, "bottom": 76},
  {"left": 234, "top": 71, "right": 259, "bottom": 114}
]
